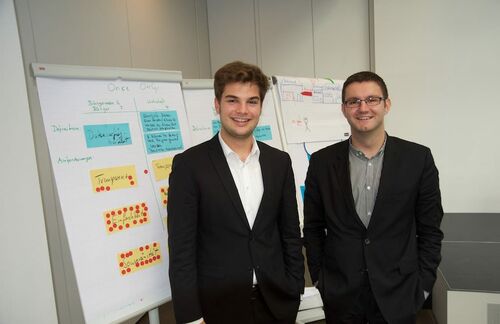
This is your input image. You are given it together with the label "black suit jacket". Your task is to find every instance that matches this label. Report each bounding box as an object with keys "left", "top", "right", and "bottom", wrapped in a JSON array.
[
  {"left": 168, "top": 135, "right": 304, "bottom": 323},
  {"left": 303, "top": 136, "right": 443, "bottom": 324}
]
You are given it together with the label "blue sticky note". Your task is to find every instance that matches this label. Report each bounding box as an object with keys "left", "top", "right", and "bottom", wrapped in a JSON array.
[
  {"left": 253, "top": 125, "right": 272, "bottom": 141},
  {"left": 144, "top": 131, "right": 184, "bottom": 154},
  {"left": 140, "top": 111, "right": 180, "bottom": 133},
  {"left": 212, "top": 119, "right": 221, "bottom": 135},
  {"left": 300, "top": 185, "right": 306, "bottom": 202},
  {"left": 84, "top": 123, "right": 132, "bottom": 148}
]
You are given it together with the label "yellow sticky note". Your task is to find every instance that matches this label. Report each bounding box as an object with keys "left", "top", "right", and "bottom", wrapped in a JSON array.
[
  {"left": 160, "top": 186, "right": 168, "bottom": 207},
  {"left": 103, "top": 202, "right": 150, "bottom": 234},
  {"left": 90, "top": 165, "right": 137, "bottom": 193},
  {"left": 117, "top": 242, "right": 162, "bottom": 276},
  {"left": 151, "top": 157, "right": 173, "bottom": 181}
]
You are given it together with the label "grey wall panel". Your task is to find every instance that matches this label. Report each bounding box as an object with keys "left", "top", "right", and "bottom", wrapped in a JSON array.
[
  {"left": 207, "top": 0, "right": 258, "bottom": 73},
  {"left": 28, "top": 0, "right": 131, "bottom": 67},
  {"left": 313, "top": 0, "right": 370, "bottom": 79},
  {"left": 257, "top": 0, "right": 314, "bottom": 77},
  {"left": 195, "top": 0, "right": 212, "bottom": 77},
  {"left": 374, "top": 0, "right": 500, "bottom": 212},
  {"left": 127, "top": 0, "right": 209, "bottom": 78}
]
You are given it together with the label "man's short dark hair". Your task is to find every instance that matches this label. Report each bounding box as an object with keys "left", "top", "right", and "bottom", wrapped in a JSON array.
[
  {"left": 214, "top": 61, "right": 269, "bottom": 102},
  {"left": 342, "top": 71, "right": 389, "bottom": 102}
]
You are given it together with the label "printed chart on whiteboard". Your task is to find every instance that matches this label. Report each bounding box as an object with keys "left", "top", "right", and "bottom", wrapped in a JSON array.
[
  {"left": 274, "top": 76, "right": 350, "bottom": 224},
  {"left": 35, "top": 74, "right": 190, "bottom": 323}
]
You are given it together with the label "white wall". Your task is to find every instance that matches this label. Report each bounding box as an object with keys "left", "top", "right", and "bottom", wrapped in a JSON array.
[
  {"left": 0, "top": 0, "right": 58, "bottom": 323},
  {"left": 207, "top": 0, "right": 370, "bottom": 79},
  {"left": 374, "top": 0, "right": 500, "bottom": 212}
]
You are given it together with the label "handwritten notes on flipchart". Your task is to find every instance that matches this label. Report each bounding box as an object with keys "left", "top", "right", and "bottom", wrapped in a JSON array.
[{"left": 35, "top": 72, "right": 190, "bottom": 323}]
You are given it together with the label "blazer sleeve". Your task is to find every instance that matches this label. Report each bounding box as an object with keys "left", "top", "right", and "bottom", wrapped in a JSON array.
[
  {"left": 167, "top": 154, "right": 203, "bottom": 323},
  {"left": 303, "top": 153, "right": 326, "bottom": 284},
  {"left": 415, "top": 148, "right": 444, "bottom": 292},
  {"left": 279, "top": 155, "right": 305, "bottom": 293}
]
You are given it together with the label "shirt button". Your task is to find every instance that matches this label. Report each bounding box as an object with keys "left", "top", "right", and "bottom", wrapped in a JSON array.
[
  {"left": 364, "top": 238, "right": 371, "bottom": 245},
  {"left": 367, "top": 186, "right": 371, "bottom": 190},
  {"left": 368, "top": 162, "right": 372, "bottom": 167},
  {"left": 367, "top": 212, "right": 372, "bottom": 216}
]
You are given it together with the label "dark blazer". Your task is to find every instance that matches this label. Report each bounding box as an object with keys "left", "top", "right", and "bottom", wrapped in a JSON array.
[
  {"left": 303, "top": 135, "right": 443, "bottom": 324},
  {"left": 168, "top": 135, "right": 304, "bottom": 324}
]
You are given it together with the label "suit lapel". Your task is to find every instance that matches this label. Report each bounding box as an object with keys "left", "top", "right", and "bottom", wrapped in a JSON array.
[
  {"left": 252, "top": 142, "right": 270, "bottom": 231},
  {"left": 208, "top": 136, "right": 250, "bottom": 230},
  {"left": 331, "top": 141, "right": 365, "bottom": 228},
  {"left": 372, "top": 135, "right": 399, "bottom": 216}
]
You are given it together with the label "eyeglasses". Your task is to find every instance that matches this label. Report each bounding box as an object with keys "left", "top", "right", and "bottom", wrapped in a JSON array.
[{"left": 343, "top": 96, "right": 385, "bottom": 109}]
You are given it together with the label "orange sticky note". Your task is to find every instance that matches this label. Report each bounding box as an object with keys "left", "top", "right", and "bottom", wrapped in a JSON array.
[
  {"left": 104, "top": 202, "right": 150, "bottom": 234},
  {"left": 117, "top": 242, "right": 162, "bottom": 276},
  {"left": 90, "top": 165, "right": 137, "bottom": 193}
]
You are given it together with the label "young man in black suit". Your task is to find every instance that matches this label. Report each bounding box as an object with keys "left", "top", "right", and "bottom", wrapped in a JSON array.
[
  {"left": 168, "top": 61, "right": 304, "bottom": 324},
  {"left": 304, "top": 71, "right": 443, "bottom": 324}
]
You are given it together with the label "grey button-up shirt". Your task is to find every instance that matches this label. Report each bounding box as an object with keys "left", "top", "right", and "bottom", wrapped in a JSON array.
[{"left": 349, "top": 137, "right": 386, "bottom": 228}]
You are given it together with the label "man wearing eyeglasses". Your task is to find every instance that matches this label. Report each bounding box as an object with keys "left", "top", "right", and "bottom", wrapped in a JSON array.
[{"left": 303, "top": 71, "right": 443, "bottom": 324}]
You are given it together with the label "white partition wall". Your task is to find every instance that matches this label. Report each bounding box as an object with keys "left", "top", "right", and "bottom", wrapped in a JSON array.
[
  {"left": 373, "top": 0, "right": 500, "bottom": 212},
  {"left": 0, "top": 0, "right": 57, "bottom": 323}
]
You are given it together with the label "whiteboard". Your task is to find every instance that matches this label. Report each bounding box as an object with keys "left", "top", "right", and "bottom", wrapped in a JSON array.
[
  {"left": 33, "top": 64, "right": 190, "bottom": 324},
  {"left": 182, "top": 79, "right": 283, "bottom": 150},
  {"left": 274, "top": 76, "right": 350, "bottom": 144},
  {"left": 273, "top": 76, "right": 350, "bottom": 224}
]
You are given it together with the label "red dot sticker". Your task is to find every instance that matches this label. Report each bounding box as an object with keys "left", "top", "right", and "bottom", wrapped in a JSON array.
[
  {"left": 100, "top": 186, "right": 105, "bottom": 191},
  {"left": 149, "top": 258, "right": 153, "bottom": 263},
  {"left": 157, "top": 255, "right": 161, "bottom": 260},
  {"left": 143, "top": 217, "right": 148, "bottom": 222},
  {"left": 123, "top": 207, "right": 127, "bottom": 212},
  {"left": 113, "top": 224, "right": 117, "bottom": 228},
  {"left": 126, "top": 268, "right": 131, "bottom": 273},
  {"left": 136, "top": 262, "right": 140, "bottom": 267},
  {"left": 106, "top": 186, "right": 110, "bottom": 191},
  {"left": 139, "top": 247, "right": 144, "bottom": 251},
  {"left": 141, "top": 203, "right": 146, "bottom": 207},
  {"left": 118, "top": 225, "right": 123, "bottom": 230},
  {"left": 163, "top": 200, "right": 167, "bottom": 204},
  {"left": 111, "top": 211, "right": 116, "bottom": 216},
  {"left": 96, "top": 187, "right": 100, "bottom": 192},
  {"left": 109, "top": 227, "right": 113, "bottom": 232},
  {"left": 118, "top": 210, "right": 122, "bottom": 215},
  {"left": 106, "top": 213, "right": 110, "bottom": 218},
  {"left": 128, "top": 176, "right": 133, "bottom": 180},
  {"left": 119, "top": 262, "right": 124, "bottom": 267},
  {"left": 145, "top": 260, "right": 149, "bottom": 264},
  {"left": 153, "top": 256, "right": 157, "bottom": 261},
  {"left": 145, "top": 245, "right": 150, "bottom": 250},
  {"left": 129, "top": 206, "right": 133, "bottom": 211},
  {"left": 160, "top": 188, "right": 165, "bottom": 193},
  {"left": 133, "top": 220, "right": 137, "bottom": 224},
  {"left": 121, "top": 270, "right": 126, "bottom": 275},
  {"left": 144, "top": 169, "right": 148, "bottom": 174},
  {"left": 153, "top": 243, "right": 157, "bottom": 247},
  {"left": 125, "top": 223, "right": 130, "bottom": 228},
  {"left": 130, "top": 181, "right": 135, "bottom": 185},
  {"left": 144, "top": 207, "right": 148, "bottom": 211},
  {"left": 106, "top": 220, "right": 111, "bottom": 225},
  {"left": 120, "top": 253, "right": 125, "bottom": 258},
  {"left": 140, "top": 261, "right": 145, "bottom": 266},
  {"left": 139, "top": 219, "right": 143, "bottom": 224}
]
